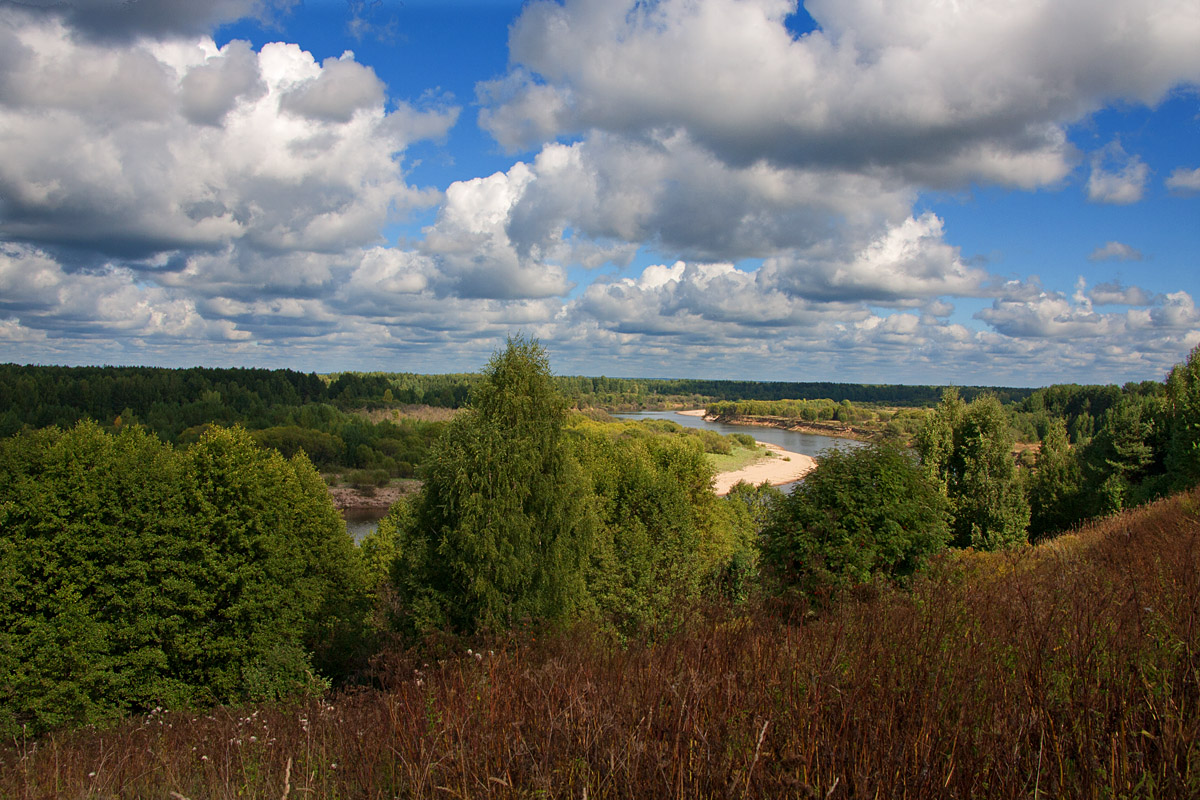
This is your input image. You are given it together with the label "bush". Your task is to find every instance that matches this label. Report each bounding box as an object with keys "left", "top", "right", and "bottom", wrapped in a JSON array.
[
  {"left": 762, "top": 443, "right": 951, "bottom": 598},
  {"left": 346, "top": 468, "right": 389, "bottom": 489}
]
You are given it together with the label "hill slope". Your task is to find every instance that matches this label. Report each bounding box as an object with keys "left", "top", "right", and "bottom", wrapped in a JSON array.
[{"left": 4, "top": 489, "right": 1199, "bottom": 798}]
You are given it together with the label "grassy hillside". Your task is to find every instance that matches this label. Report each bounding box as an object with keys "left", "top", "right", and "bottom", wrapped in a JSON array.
[{"left": 5, "top": 488, "right": 1198, "bottom": 799}]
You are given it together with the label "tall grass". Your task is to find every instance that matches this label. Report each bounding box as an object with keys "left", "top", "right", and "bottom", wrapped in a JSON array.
[{"left": 5, "top": 490, "right": 1199, "bottom": 799}]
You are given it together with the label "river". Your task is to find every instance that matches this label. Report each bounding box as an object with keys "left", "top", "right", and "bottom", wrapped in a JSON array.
[
  {"left": 342, "top": 506, "right": 389, "bottom": 543},
  {"left": 612, "top": 410, "right": 862, "bottom": 455}
]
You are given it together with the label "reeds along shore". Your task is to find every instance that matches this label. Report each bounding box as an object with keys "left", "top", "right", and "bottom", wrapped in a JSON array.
[{"left": 5, "top": 488, "right": 1200, "bottom": 799}]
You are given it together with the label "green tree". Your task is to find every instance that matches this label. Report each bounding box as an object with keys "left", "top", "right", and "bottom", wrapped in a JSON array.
[
  {"left": 178, "top": 426, "right": 366, "bottom": 697},
  {"left": 0, "top": 423, "right": 365, "bottom": 736},
  {"left": 1079, "top": 393, "right": 1168, "bottom": 515},
  {"left": 917, "top": 391, "right": 1030, "bottom": 549},
  {"left": 392, "top": 337, "right": 593, "bottom": 634},
  {"left": 0, "top": 424, "right": 185, "bottom": 733},
  {"left": 1165, "top": 344, "right": 1200, "bottom": 492},
  {"left": 570, "top": 423, "right": 739, "bottom": 631},
  {"left": 761, "top": 444, "right": 951, "bottom": 597},
  {"left": 1027, "top": 417, "right": 1085, "bottom": 539}
]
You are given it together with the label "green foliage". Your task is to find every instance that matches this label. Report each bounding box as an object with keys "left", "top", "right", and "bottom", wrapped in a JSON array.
[
  {"left": 0, "top": 364, "right": 447, "bottom": 480},
  {"left": 391, "top": 337, "right": 592, "bottom": 635},
  {"left": 917, "top": 390, "right": 1030, "bottom": 549},
  {"left": 0, "top": 423, "right": 366, "bottom": 736},
  {"left": 1165, "top": 344, "right": 1200, "bottom": 492},
  {"left": 570, "top": 422, "right": 749, "bottom": 631},
  {"left": 717, "top": 482, "right": 783, "bottom": 602},
  {"left": 382, "top": 346, "right": 768, "bottom": 637},
  {"left": 730, "top": 432, "right": 757, "bottom": 448},
  {"left": 1027, "top": 417, "right": 1086, "bottom": 539},
  {"left": 250, "top": 425, "right": 344, "bottom": 465},
  {"left": 345, "top": 468, "right": 390, "bottom": 489},
  {"left": 761, "top": 444, "right": 951, "bottom": 596},
  {"left": 360, "top": 501, "right": 408, "bottom": 596},
  {"left": 723, "top": 481, "right": 783, "bottom": 534},
  {"left": 562, "top": 375, "right": 1034, "bottom": 408},
  {"left": 1078, "top": 392, "right": 1169, "bottom": 514}
]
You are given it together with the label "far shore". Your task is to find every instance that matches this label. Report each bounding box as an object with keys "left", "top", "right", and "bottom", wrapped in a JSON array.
[
  {"left": 328, "top": 482, "right": 418, "bottom": 512},
  {"left": 676, "top": 407, "right": 870, "bottom": 441}
]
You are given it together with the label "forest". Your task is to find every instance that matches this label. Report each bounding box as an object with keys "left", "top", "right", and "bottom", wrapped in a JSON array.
[{"left": 2, "top": 341, "right": 1200, "bottom": 797}]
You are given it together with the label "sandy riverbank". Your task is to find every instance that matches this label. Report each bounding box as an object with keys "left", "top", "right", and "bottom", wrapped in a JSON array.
[
  {"left": 711, "top": 441, "right": 816, "bottom": 495},
  {"left": 675, "top": 409, "right": 816, "bottom": 494}
]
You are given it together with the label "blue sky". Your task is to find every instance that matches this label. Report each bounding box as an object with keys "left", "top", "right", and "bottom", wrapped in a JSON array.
[{"left": 1, "top": 0, "right": 1197, "bottom": 386}]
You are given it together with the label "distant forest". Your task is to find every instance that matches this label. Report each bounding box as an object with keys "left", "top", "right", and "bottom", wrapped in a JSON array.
[
  {"left": 0, "top": 362, "right": 1146, "bottom": 487},
  {"left": 0, "top": 362, "right": 1037, "bottom": 432}
]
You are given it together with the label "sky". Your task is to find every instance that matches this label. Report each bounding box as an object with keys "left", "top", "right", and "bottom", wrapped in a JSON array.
[{"left": 0, "top": 0, "right": 1198, "bottom": 386}]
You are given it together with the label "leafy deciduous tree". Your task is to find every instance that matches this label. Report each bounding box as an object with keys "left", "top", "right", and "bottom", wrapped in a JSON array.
[
  {"left": 918, "top": 391, "right": 1030, "bottom": 549},
  {"left": 1028, "top": 417, "right": 1086, "bottom": 539},
  {"left": 1166, "top": 344, "right": 1200, "bottom": 492},
  {"left": 762, "top": 444, "right": 951, "bottom": 597}
]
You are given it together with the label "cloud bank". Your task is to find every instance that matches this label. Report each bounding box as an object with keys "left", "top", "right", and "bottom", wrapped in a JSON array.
[{"left": 1, "top": 0, "right": 1198, "bottom": 384}]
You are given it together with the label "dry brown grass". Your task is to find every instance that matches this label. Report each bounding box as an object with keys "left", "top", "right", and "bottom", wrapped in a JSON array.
[{"left": 5, "top": 490, "right": 1199, "bottom": 799}]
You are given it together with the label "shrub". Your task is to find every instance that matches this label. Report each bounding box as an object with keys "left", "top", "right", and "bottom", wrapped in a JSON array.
[{"left": 762, "top": 443, "right": 951, "bottom": 597}]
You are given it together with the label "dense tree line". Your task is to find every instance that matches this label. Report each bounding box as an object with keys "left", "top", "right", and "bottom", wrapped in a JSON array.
[
  {"left": 0, "top": 424, "right": 365, "bottom": 736},
  {"left": 1018, "top": 351, "right": 1198, "bottom": 540},
  {"left": 704, "top": 397, "right": 930, "bottom": 441},
  {"left": 566, "top": 377, "right": 1034, "bottom": 406},
  {"left": 0, "top": 364, "right": 449, "bottom": 479},
  {"left": 0, "top": 364, "right": 324, "bottom": 431}
]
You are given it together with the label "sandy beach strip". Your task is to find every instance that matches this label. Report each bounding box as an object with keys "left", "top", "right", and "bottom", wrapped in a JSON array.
[
  {"left": 670, "top": 409, "right": 816, "bottom": 494},
  {"left": 712, "top": 442, "right": 816, "bottom": 495}
]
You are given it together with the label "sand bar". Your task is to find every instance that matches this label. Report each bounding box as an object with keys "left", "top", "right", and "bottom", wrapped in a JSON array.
[
  {"left": 712, "top": 442, "right": 816, "bottom": 495},
  {"left": 671, "top": 409, "right": 816, "bottom": 494}
]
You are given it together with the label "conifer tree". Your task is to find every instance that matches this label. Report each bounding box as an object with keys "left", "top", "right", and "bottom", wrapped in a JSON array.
[
  {"left": 0, "top": 423, "right": 365, "bottom": 736},
  {"left": 1166, "top": 344, "right": 1200, "bottom": 491},
  {"left": 395, "top": 337, "right": 592, "bottom": 634}
]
